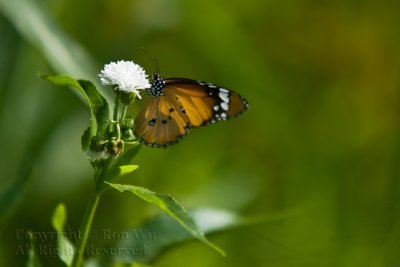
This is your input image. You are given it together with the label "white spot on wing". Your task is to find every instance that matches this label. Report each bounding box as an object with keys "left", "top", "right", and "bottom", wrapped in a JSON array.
[
  {"left": 219, "top": 91, "right": 229, "bottom": 103},
  {"left": 221, "top": 102, "right": 229, "bottom": 111},
  {"left": 213, "top": 105, "right": 219, "bottom": 111},
  {"left": 220, "top": 88, "right": 229, "bottom": 93}
]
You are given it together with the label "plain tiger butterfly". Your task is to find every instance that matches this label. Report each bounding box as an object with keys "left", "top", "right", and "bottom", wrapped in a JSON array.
[{"left": 135, "top": 73, "right": 249, "bottom": 148}]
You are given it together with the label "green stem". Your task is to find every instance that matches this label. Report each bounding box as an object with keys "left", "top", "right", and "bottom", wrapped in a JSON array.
[
  {"left": 113, "top": 92, "right": 120, "bottom": 121},
  {"left": 113, "top": 92, "right": 121, "bottom": 140},
  {"left": 121, "top": 104, "right": 128, "bottom": 120},
  {"left": 70, "top": 191, "right": 101, "bottom": 267}
]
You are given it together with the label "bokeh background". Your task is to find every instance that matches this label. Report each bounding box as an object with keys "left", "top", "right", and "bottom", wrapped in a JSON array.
[{"left": 1, "top": 0, "right": 400, "bottom": 266}]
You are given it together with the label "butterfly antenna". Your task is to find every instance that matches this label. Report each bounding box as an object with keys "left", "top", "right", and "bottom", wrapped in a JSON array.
[
  {"left": 153, "top": 59, "right": 160, "bottom": 73},
  {"left": 140, "top": 47, "right": 159, "bottom": 73}
]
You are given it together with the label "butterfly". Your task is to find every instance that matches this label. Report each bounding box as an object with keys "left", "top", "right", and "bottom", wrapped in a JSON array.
[{"left": 134, "top": 73, "right": 249, "bottom": 148}]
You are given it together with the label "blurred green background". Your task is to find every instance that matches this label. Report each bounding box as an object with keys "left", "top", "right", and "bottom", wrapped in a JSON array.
[{"left": 1, "top": 0, "right": 400, "bottom": 266}]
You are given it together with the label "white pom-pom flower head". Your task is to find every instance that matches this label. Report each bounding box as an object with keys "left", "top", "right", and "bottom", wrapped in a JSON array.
[{"left": 99, "top": 60, "right": 151, "bottom": 99}]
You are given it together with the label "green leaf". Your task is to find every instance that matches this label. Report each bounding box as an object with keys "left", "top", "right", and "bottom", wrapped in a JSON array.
[
  {"left": 78, "top": 80, "right": 110, "bottom": 127},
  {"left": 87, "top": 208, "right": 299, "bottom": 266},
  {"left": 40, "top": 74, "right": 109, "bottom": 151},
  {"left": 51, "top": 203, "right": 75, "bottom": 266},
  {"left": 107, "top": 165, "right": 139, "bottom": 182},
  {"left": 112, "top": 145, "right": 141, "bottom": 167},
  {"left": 27, "top": 232, "right": 43, "bottom": 267},
  {"left": 81, "top": 127, "right": 92, "bottom": 152},
  {"left": 106, "top": 182, "right": 226, "bottom": 257},
  {"left": 104, "top": 145, "right": 141, "bottom": 180},
  {"left": 51, "top": 204, "right": 67, "bottom": 232}
]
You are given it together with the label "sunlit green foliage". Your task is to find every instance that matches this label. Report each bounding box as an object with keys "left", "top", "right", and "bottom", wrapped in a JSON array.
[{"left": 1, "top": 0, "right": 400, "bottom": 266}]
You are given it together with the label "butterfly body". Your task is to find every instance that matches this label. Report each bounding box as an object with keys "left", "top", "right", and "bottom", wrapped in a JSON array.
[{"left": 135, "top": 73, "right": 248, "bottom": 148}]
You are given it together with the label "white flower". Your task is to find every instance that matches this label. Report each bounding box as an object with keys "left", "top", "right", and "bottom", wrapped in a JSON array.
[{"left": 98, "top": 60, "right": 151, "bottom": 98}]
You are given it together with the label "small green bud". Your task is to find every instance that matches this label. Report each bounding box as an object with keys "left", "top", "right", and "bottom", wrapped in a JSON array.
[
  {"left": 89, "top": 136, "right": 107, "bottom": 152},
  {"left": 87, "top": 136, "right": 111, "bottom": 162},
  {"left": 107, "top": 138, "right": 124, "bottom": 157},
  {"left": 120, "top": 117, "right": 135, "bottom": 141},
  {"left": 122, "top": 128, "right": 134, "bottom": 141},
  {"left": 120, "top": 91, "right": 136, "bottom": 105},
  {"left": 121, "top": 117, "right": 134, "bottom": 129}
]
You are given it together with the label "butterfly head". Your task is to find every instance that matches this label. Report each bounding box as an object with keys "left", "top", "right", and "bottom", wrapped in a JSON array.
[{"left": 149, "top": 73, "right": 165, "bottom": 96}]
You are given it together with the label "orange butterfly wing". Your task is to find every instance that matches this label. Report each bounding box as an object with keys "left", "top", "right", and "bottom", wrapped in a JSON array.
[
  {"left": 135, "top": 77, "right": 248, "bottom": 147},
  {"left": 165, "top": 78, "right": 248, "bottom": 127},
  {"left": 134, "top": 90, "right": 190, "bottom": 147}
]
